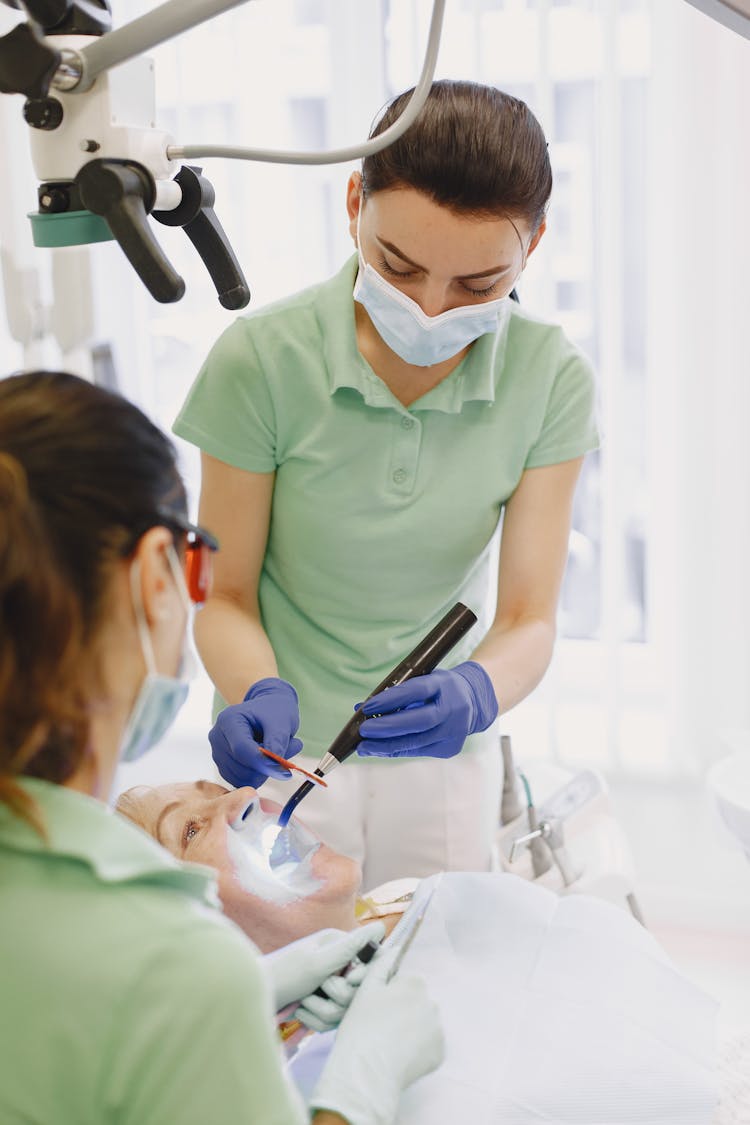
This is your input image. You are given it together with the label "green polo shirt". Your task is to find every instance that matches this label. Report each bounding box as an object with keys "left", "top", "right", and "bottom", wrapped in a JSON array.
[
  {"left": 0, "top": 780, "right": 306, "bottom": 1125},
  {"left": 174, "top": 256, "right": 598, "bottom": 759}
]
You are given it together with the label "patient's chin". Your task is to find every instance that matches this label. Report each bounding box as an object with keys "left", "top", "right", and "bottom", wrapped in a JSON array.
[
  {"left": 222, "top": 887, "right": 358, "bottom": 952},
  {"left": 310, "top": 845, "right": 362, "bottom": 900},
  {"left": 218, "top": 849, "right": 362, "bottom": 952}
]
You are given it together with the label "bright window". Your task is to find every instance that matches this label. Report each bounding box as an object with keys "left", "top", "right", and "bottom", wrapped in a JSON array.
[{"left": 1, "top": 0, "right": 748, "bottom": 779}]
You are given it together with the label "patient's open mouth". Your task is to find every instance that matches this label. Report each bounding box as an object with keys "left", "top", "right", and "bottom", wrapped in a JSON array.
[{"left": 226, "top": 802, "right": 322, "bottom": 902}]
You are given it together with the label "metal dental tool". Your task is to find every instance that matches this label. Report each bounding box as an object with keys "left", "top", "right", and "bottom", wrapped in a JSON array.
[
  {"left": 275, "top": 603, "right": 478, "bottom": 830},
  {"left": 384, "top": 884, "right": 437, "bottom": 983},
  {"left": 509, "top": 771, "right": 553, "bottom": 878},
  {"left": 500, "top": 766, "right": 644, "bottom": 918},
  {"left": 499, "top": 734, "right": 524, "bottom": 825}
]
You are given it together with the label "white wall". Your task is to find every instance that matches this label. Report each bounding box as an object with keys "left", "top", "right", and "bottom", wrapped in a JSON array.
[{"left": 648, "top": 0, "right": 750, "bottom": 773}]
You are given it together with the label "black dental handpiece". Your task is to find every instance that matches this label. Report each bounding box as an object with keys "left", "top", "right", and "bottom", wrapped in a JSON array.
[
  {"left": 311, "top": 938, "right": 380, "bottom": 999},
  {"left": 277, "top": 601, "right": 478, "bottom": 827}
]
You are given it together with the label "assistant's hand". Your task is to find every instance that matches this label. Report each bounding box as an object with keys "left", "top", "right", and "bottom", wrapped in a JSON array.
[
  {"left": 209, "top": 677, "right": 302, "bottom": 788},
  {"left": 357, "top": 661, "right": 498, "bottom": 759},
  {"left": 264, "top": 922, "right": 385, "bottom": 1020},
  {"left": 310, "top": 945, "right": 445, "bottom": 1125}
]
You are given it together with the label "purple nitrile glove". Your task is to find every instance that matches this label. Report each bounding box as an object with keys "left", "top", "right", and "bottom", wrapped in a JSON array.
[
  {"left": 356, "top": 661, "right": 498, "bottom": 760},
  {"left": 209, "top": 677, "right": 303, "bottom": 789}
]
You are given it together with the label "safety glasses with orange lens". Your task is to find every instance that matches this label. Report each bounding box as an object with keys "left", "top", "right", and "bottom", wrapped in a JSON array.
[{"left": 158, "top": 509, "right": 219, "bottom": 605}]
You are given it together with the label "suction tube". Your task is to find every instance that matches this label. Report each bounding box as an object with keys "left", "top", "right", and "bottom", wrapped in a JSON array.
[{"left": 277, "top": 602, "right": 478, "bottom": 827}]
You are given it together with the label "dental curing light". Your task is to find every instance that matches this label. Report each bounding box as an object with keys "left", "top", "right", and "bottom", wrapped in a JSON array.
[{"left": 276, "top": 602, "right": 478, "bottom": 829}]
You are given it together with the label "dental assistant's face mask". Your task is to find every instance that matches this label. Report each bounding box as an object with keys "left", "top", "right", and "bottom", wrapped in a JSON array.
[
  {"left": 352, "top": 205, "right": 518, "bottom": 367},
  {"left": 120, "top": 545, "right": 197, "bottom": 762}
]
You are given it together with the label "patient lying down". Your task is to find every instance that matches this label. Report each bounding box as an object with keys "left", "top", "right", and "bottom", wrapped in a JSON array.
[
  {"left": 116, "top": 780, "right": 396, "bottom": 952},
  {"left": 117, "top": 780, "right": 742, "bottom": 1125}
]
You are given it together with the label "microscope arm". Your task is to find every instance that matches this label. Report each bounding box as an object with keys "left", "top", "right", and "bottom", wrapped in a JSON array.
[
  {"left": 65, "top": 0, "right": 247, "bottom": 92},
  {"left": 683, "top": 0, "right": 750, "bottom": 39}
]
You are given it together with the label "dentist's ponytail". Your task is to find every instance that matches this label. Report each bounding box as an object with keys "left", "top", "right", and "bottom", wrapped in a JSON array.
[
  {"left": 0, "top": 370, "right": 187, "bottom": 830},
  {"left": 0, "top": 450, "right": 84, "bottom": 832}
]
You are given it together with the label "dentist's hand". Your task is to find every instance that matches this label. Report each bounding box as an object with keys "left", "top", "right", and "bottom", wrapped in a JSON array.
[
  {"left": 264, "top": 923, "right": 386, "bottom": 1027},
  {"left": 310, "top": 947, "right": 445, "bottom": 1125},
  {"left": 209, "top": 677, "right": 302, "bottom": 788},
  {"left": 356, "top": 661, "right": 498, "bottom": 759}
]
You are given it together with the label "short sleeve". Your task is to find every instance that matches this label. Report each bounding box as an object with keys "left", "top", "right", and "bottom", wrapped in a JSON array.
[
  {"left": 524, "top": 338, "right": 600, "bottom": 469},
  {"left": 103, "top": 915, "right": 307, "bottom": 1125},
  {"left": 173, "top": 318, "right": 278, "bottom": 473}
]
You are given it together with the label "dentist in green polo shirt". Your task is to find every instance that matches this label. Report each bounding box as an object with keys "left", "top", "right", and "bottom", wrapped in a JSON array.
[
  {"left": 0, "top": 372, "right": 443, "bottom": 1125},
  {"left": 174, "top": 81, "right": 599, "bottom": 891}
]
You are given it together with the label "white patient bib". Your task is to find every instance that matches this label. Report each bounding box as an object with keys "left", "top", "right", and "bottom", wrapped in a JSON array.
[{"left": 291, "top": 873, "right": 719, "bottom": 1125}]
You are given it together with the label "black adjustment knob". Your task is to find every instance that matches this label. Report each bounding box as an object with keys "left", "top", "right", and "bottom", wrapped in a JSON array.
[
  {"left": 0, "top": 23, "right": 61, "bottom": 99},
  {"left": 76, "top": 158, "right": 185, "bottom": 304},
  {"left": 38, "top": 184, "right": 71, "bottom": 212},
  {"left": 24, "top": 96, "right": 64, "bottom": 131},
  {"left": 2, "top": 0, "right": 111, "bottom": 36},
  {"left": 153, "top": 165, "right": 250, "bottom": 310},
  {"left": 2, "top": 1, "right": 71, "bottom": 29}
]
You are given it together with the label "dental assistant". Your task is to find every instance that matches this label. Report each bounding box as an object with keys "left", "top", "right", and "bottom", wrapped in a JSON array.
[
  {"left": 174, "top": 80, "right": 599, "bottom": 888},
  {"left": 0, "top": 371, "right": 442, "bottom": 1125}
]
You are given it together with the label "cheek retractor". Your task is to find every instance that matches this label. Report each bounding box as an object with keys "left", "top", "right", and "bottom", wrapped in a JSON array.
[
  {"left": 229, "top": 801, "right": 301, "bottom": 865},
  {"left": 227, "top": 802, "right": 322, "bottom": 901},
  {"left": 267, "top": 825, "right": 296, "bottom": 868}
]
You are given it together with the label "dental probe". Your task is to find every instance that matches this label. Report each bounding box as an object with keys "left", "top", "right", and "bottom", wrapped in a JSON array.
[{"left": 276, "top": 602, "right": 478, "bottom": 828}]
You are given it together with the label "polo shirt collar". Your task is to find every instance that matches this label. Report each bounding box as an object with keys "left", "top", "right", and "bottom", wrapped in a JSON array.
[
  {"left": 0, "top": 778, "right": 219, "bottom": 903},
  {"left": 319, "top": 254, "right": 507, "bottom": 413}
]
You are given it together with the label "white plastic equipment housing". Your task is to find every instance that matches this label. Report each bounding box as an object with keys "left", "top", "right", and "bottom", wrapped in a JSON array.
[{"left": 28, "top": 35, "right": 179, "bottom": 194}]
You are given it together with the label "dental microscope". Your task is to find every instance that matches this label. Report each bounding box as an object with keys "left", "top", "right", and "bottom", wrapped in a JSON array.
[
  {"left": 0, "top": 0, "right": 446, "bottom": 307},
  {"left": 0, "top": 0, "right": 252, "bottom": 308}
]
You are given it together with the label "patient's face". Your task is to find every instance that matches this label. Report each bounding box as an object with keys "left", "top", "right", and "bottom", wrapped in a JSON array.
[{"left": 117, "top": 781, "right": 361, "bottom": 952}]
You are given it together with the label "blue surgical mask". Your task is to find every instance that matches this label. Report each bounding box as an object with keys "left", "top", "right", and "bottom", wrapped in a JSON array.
[
  {"left": 120, "top": 546, "right": 196, "bottom": 763},
  {"left": 353, "top": 210, "right": 515, "bottom": 367}
]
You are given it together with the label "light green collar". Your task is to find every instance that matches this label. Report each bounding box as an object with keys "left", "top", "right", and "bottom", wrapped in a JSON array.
[
  {"left": 320, "top": 255, "right": 505, "bottom": 413},
  {"left": 0, "top": 778, "right": 219, "bottom": 904}
]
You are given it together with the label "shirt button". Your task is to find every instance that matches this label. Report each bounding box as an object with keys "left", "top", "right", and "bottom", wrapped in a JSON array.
[
  {"left": 393, "top": 468, "right": 407, "bottom": 484},
  {"left": 401, "top": 416, "right": 415, "bottom": 430}
]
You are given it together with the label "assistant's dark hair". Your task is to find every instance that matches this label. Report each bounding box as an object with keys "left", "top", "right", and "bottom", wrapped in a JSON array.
[
  {"left": 362, "top": 80, "right": 552, "bottom": 231},
  {"left": 0, "top": 371, "right": 186, "bottom": 829}
]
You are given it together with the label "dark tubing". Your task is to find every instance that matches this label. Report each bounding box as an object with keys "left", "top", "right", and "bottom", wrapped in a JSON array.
[{"left": 277, "top": 602, "right": 477, "bottom": 826}]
